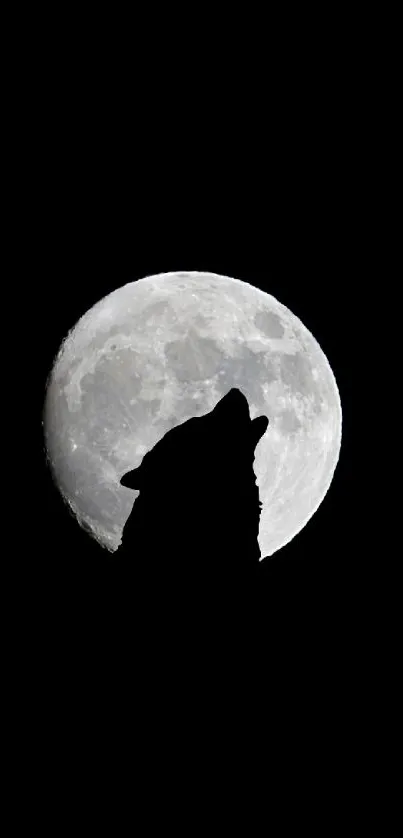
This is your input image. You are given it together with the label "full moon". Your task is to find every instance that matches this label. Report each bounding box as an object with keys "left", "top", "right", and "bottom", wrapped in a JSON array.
[{"left": 43, "top": 271, "right": 342, "bottom": 559}]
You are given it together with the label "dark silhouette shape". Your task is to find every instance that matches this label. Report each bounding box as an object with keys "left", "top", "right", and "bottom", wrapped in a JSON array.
[{"left": 117, "top": 389, "right": 268, "bottom": 623}]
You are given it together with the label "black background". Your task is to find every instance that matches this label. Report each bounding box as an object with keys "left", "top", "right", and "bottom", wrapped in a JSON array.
[
  {"left": 14, "top": 47, "right": 356, "bottom": 788},
  {"left": 12, "top": 39, "right": 362, "bottom": 820},
  {"left": 12, "top": 2, "right": 394, "bottom": 821}
]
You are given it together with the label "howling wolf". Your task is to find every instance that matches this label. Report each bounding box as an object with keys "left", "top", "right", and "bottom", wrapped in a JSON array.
[{"left": 118, "top": 388, "right": 268, "bottom": 608}]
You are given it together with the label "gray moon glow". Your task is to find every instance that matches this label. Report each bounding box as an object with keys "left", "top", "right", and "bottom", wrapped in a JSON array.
[{"left": 43, "top": 271, "right": 342, "bottom": 559}]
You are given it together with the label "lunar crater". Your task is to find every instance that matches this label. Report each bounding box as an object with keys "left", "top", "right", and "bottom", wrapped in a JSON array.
[
  {"left": 164, "top": 332, "right": 224, "bottom": 383},
  {"left": 254, "top": 309, "right": 285, "bottom": 339}
]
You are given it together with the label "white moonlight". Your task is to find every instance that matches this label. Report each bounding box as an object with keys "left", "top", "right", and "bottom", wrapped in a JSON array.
[{"left": 43, "top": 271, "right": 342, "bottom": 559}]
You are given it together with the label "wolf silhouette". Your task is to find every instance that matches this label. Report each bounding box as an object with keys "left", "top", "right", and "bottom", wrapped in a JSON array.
[{"left": 118, "top": 388, "right": 268, "bottom": 613}]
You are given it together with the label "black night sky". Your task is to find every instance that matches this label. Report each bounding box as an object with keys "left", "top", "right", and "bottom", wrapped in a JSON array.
[
  {"left": 24, "top": 102, "right": 356, "bottom": 762},
  {"left": 8, "top": 20, "right": 367, "bottom": 820}
]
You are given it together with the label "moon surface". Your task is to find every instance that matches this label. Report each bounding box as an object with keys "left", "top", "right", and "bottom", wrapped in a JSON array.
[{"left": 43, "top": 271, "right": 342, "bottom": 559}]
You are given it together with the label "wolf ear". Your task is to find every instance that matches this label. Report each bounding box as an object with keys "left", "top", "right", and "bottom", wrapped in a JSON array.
[
  {"left": 251, "top": 415, "right": 269, "bottom": 446},
  {"left": 120, "top": 466, "right": 142, "bottom": 490}
]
